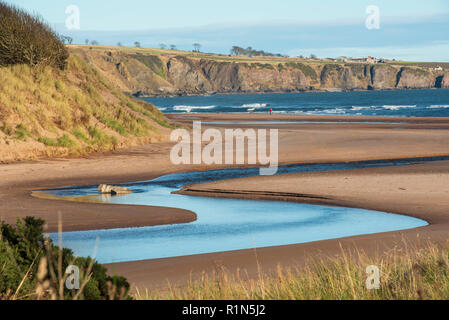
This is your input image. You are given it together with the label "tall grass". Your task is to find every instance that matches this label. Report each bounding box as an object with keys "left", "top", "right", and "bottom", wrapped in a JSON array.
[
  {"left": 0, "top": 53, "right": 171, "bottom": 161},
  {"left": 137, "top": 243, "right": 449, "bottom": 300}
]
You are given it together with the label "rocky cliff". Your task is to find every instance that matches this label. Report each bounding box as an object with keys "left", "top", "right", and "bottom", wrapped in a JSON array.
[{"left": 71, "top": 47, "right": 449, "bottom": 97}]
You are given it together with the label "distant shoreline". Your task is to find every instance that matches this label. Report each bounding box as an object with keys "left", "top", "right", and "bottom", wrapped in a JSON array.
[{"left": 135, "top": 86, "right": 447, "bottom": 99}]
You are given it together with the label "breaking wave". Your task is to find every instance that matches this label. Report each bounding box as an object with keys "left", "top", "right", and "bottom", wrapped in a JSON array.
[
  {"left": 351, "top": 106, "right": 376, "bottom": 111},
  {"left": 173, "top": 105, "right": 217, "bottom": 113},
  {"left": 427, "top": 105, "right": 449, "bottom": 109},
  {"left": 234, "top": 103, "right": 269, "bottom": 109},
  {"left": 382, "top": 105, "right": 416, "bottom": 110}
]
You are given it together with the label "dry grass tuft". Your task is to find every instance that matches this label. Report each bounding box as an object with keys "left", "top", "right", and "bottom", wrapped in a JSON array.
[{"left": 136, "top": 242, "right": 449, "bottom": 300}]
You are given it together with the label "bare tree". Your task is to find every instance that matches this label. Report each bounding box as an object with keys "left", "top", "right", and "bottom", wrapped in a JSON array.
[{"left": 61, "top": 36, "right": 73, "bottom": 44}]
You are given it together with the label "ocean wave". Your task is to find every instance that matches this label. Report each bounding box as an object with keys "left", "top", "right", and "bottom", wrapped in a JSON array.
[
  {"left": 427, "top": 105, "right": 449, "bottom": 109},
  {"left": 321, "top": 108, "right": 347, "bottom": 114},
  {"left": 234, "top": 103, "right": 268, "bottom": 109},
  {"left": 351, "top": 106, "right": 376, "bottom": 111},
  {"left": 292, "top": 108, "right": 347, "bottom": 115},
  {"left": 382, "top": 105, "right": 416, "bottom": 110},
  {"left": 295, "top": 108, "right": 347, "bottom": 115},
  {"left": 173, "top": 105, "right": 216, "bottom": 113},
  {"left": 272, "top": 110, "right": 287, "bottom": 114}
]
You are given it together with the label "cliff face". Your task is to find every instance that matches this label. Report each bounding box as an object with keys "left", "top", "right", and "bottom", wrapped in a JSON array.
[
  {"left": 438, "top": 73, "right": 449, "bottom": 88},
  {"left": 71, "top": 47, "right": 448, "bottom": 97}
]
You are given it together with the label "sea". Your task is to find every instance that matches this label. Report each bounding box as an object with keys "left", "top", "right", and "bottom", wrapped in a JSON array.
[{"left": 142, "top": 89, "right": 449, "bottom": 117}]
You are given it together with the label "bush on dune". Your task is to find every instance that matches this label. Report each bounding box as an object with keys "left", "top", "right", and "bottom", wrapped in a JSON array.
[
  {"left": 0, "top": 1, "right": 68, "bottom": 69},
  {"left": 0, "top": 217, "right": 130, "bottom": 300}
]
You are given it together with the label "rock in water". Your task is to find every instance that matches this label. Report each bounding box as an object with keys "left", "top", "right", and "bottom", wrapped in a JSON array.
[
  {"left": 110, "top": 186, "right": 131, "bottom": 195},
  {"left": 97, "top": 184, "right": 111, "bottom": 193},
  {"left": 97, "top": 184, "right": 131, "bottom": 195}
]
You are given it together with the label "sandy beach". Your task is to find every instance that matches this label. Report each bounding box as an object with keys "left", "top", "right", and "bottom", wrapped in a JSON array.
[{"left": 2, "top": 114, "right": 449, "bottom": 290}]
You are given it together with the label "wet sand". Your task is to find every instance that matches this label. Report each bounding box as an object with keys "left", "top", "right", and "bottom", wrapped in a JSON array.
[{"left": 2, "top": 114, "right": 449, "bottom": 290}]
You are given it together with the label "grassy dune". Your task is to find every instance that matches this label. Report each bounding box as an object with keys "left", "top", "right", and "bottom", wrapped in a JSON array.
[
  {"left": 0, "top": 54, "right": 172, "bottom": 162},
  {"left": 137, "top": 243, "right": 449, "bottom": 300}
]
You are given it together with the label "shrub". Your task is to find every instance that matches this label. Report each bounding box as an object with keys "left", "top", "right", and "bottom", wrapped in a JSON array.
[
  {"left": 0, "top": 217, "right": 131, "bottom": 300},
  {"left": 38, "top": 135, "right": 79, "bottom": 149},
  {"left": 0, "top": 240, "right": 25, "bottom": 295},
  {"left": 38, "top": 137, "right": 58, "bottom": 147},
  {"left": 88, "top": 126, "right": 119, "bottom": 150},
  {"left": 14, "top": 124, "right": 32, "bottom": 140},
  {"left": 71, "top": 127, "right": 90, "bottom": 144},
  {"left": 0, "top": 1, "right": 69, "bottom": 69},
  {"left": 57, "top": 134, "right": 78, "bottom": 148}
]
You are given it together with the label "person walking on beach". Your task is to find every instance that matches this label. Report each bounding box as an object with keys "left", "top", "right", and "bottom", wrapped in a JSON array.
[{"left": 269, "top": 107, "right": 272, "bottom": 115}]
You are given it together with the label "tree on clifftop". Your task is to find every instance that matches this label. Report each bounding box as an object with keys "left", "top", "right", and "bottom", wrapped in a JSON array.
[
  {"left": 62, "top": 36, "right": 73, "bottom": 44},
  {"left": 193, "top": 43, "right": 201, "bottom": 52}
]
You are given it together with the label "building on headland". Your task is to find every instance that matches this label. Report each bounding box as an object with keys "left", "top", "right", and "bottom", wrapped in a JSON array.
[
  {"left": 366, "top": 56, "right": 385, "bottom": 64},
  {"left": 336, "top": 56, "right": 385, "bottom": 64}
]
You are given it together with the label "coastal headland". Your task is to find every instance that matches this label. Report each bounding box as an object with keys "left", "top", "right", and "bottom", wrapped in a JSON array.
[{"left": 70, "top": 46, "right": 449, "bottom": 97}]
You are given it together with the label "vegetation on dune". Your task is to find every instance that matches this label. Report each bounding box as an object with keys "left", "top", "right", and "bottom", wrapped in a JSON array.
[
  {"left": 0, "top": 2, "right": 68, "bottom": 69},
  {"left": 138, "top": 243, "right": 449, "bottom": 300},
  {"left": 0, "top": 55, "right": 170, "bottom": 160},
  {"left": 0, "top": 1, "right": 172, "bottom": 162},
  {"left": 0, "top": 217, "right": 130, "bottom": 300}
]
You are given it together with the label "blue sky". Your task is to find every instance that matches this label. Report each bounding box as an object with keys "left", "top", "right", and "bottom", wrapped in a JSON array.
[{"left": 6, "top": 0, "right": 449, "bottom": 61}]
